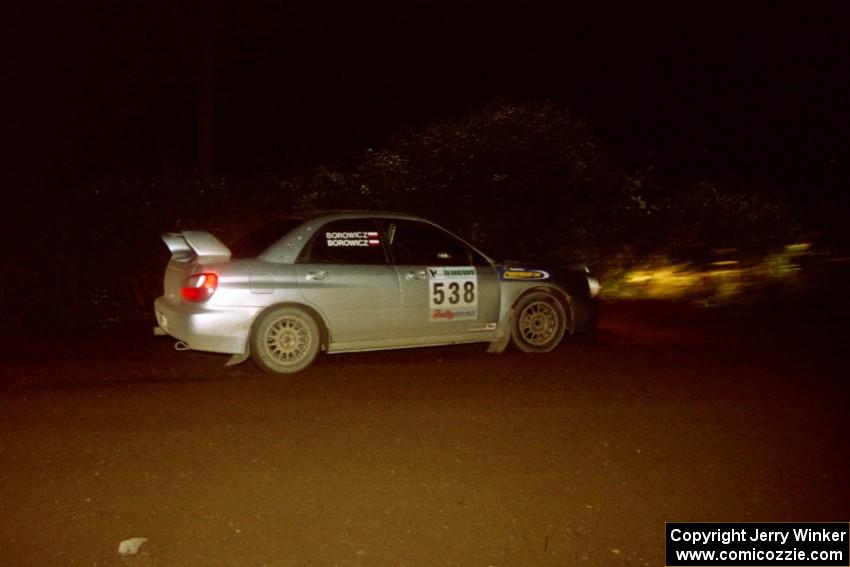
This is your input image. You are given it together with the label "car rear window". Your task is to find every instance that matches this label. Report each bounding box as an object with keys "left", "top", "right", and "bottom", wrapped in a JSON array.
[{"left": 230, "top": 219, "right": 304, "bottom": 258}]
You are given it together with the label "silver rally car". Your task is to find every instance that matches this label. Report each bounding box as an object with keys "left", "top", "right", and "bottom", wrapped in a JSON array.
[{"left": 154, "top": 211, "right": 599, "bottom": 373}]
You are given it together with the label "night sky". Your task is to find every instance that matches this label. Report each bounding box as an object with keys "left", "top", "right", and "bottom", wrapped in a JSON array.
[{"left": 5, "top": 2, "right": 849, "bottom": 225}]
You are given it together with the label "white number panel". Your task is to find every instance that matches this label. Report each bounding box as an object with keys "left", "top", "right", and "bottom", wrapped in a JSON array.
[{"left": 428, "top": 266, "right": 478, "bottom": 322}]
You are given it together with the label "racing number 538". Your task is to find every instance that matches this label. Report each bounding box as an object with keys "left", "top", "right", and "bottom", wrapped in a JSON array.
[{"left": 432, "top": 281, "right": 475, "bottom": 305}]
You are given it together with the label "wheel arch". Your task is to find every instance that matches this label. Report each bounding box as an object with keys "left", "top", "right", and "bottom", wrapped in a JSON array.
[
  {"left": 250, "top": 301, "right": 330, "bottom": 351},
  {"left": 512, "top": 285, "right": 575, "bottom": 334}
]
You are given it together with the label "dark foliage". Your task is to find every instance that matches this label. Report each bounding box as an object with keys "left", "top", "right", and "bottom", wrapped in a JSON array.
[{"left": 294, "top": 101, "right": 649, "bottom": 264}]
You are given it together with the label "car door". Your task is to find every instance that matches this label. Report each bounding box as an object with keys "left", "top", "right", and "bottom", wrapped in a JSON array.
[
  {"left": 296, "top": 218, "right": 401, "bottom": 344},
  {"left": 386, "top": 219, "right": 500, "bottom": 339}
]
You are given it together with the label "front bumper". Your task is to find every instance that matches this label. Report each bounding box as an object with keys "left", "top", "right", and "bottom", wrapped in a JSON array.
[
  {"left": 570, "top": 295, "right": 598, "bottom": 333},
  {"left": 153, "top": 296, "right": 260, "bottom": 354}
]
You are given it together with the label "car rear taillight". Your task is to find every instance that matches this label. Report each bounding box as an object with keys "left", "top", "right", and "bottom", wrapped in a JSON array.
[{"left": 181, "top": 273, "right": 218, "bottom": 302}]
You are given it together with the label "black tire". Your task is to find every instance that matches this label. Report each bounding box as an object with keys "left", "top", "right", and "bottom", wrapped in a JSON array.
[
  {"left": 510, "top": 291, "right": 568, "bottom": 353},
  {"left": 250, "top": 306, "right": 321, "bottom": 374}
]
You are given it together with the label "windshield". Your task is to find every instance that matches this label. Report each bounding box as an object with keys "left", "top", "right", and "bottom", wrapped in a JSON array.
[{"left": 229, "top": 219, "right": 304, "bottom": 258}]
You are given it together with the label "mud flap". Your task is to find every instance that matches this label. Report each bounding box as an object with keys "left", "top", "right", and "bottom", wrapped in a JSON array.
[
  {"left": 226, "top": 350, "right": 250, "bottom": 366},
  {"left": 486, "top": 308, "right": 514, "bottom": 354}
]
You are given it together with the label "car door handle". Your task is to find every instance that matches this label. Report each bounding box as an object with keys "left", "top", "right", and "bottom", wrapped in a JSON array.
[
  {"left": 306, "top": 270, "right": 329, "bottom": 281},
  {"left": 405, "top": 270, "right": 427, "bottom": 280}
]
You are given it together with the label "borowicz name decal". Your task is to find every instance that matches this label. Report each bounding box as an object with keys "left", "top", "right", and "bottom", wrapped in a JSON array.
[{"left": 325, "top": 231, "right": 381, "bottom": 247}]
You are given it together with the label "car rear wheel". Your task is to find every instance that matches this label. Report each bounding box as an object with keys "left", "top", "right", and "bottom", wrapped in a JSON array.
[
  {"left": 511, "top": 291, "right": 568, "bottom": 353},
  {"left": 251, "top": 306, "right": 321, "bottom": 374}
]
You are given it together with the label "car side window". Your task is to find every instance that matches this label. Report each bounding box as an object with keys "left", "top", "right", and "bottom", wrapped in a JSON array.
[
  {"left": 387, "top": 220, "right": 472, "bottom": 266},
  {"left": 300, "top": 219, "right": 387, "bottom": 264}
]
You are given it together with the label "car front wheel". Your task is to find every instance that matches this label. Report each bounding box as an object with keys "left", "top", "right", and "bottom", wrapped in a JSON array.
[
  {"left": 251, "top": 306, "right": 321, "bottom": 373},
  {"left": 511, "top": 291, "right": 568, "bottom": 353}
]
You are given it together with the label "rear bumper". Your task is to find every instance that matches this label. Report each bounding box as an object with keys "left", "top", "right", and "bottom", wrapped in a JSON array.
[{"left": 153, "top": 296, "right": 260, "bottom": 354}]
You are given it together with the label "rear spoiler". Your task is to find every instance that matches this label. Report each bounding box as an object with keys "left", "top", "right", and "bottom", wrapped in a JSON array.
[{"left": 161, "top": 231, "right": 231, "bottom": 262}]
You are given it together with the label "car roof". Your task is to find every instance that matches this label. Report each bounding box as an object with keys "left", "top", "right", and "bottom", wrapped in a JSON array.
[{"left": 293, "top": 210, "right": 429, "bottom": 223}]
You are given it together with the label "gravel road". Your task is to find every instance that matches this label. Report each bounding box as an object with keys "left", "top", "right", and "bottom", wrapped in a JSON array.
[{"left": 2, "top": 301, "right": 848, "bottom": 566}]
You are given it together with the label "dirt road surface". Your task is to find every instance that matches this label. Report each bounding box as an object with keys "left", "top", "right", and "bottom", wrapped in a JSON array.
[{"left": 2, "top": 301, "right": 848, "bottom": 566}]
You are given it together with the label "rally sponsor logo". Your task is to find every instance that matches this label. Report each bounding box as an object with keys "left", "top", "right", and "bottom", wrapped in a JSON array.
[
  {"left": 468, "top": 322, "right": 498, "bottom": 332},
  {"left": 432, "top": 308, "right": 477, "bottom": 321},
  {"left": 430, "top": 267, "right": 475, "bottom": 278},
  {"left": 499, "top": 267, "right": 550, "bottom": 280},
  {"left": 325, "top": 231, "right": 381, "bottom": 247}
]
